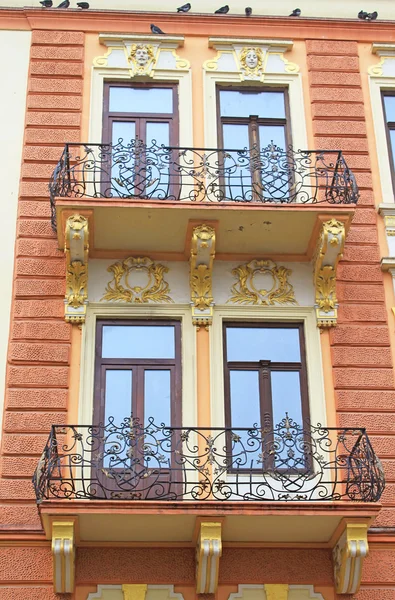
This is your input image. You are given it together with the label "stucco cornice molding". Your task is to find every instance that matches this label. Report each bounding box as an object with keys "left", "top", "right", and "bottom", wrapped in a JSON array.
[
  {"left": 372, "top": 42, "right": 395, "bottom": 56},
  {"left": 99, "top": 32, "right": 185, "bottom": 47},
  {"left": 208, "top": 37, "right": 293, "bottom": 52}
]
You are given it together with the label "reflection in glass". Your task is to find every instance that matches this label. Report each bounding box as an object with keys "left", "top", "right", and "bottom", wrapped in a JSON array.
[
  {"left": 226, "top": 327, "right": 301, "bottom": 363},
  {"left": 230, "top": 370, "right": 261, "bottom": 468},
  {"left": 102, "top": 325, "right": 175, "bottom": 359},
  {"left": 104, "top": 370, "right": 132, "bottom": 466},
  {"left": 109, "top": 87, "right": 173, "bottom": 114},
  {"left": 384, "top": 95, "right": 395, "bottom": 122},
  {"left": 220, "top": 90, "right": 285, "bottom": 119},
  {"left": 222, "top": 123, "right": 251, "bottom": 199},
  {"left": 144, "top": 370, "right": 171, "bottom": 427}
]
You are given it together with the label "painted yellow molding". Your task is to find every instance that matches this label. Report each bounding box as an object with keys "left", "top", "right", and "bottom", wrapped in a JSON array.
[
  {"left": 122, "top": 584, "right": 148, "bottom": 600},
  {"left": 51, "top": 520, "right": 75, "bottom": 594},
  {"left": 196, "top": 521, "right": 222, "bottom": 594},
  {"left": 313, "top": 219, "right": 345, "bottom": 328},
  {"left": 264, "top": 585, "right": 289, "bottom": 600},
  {"left": 333, "top": 523, "right": 369, "bottom": 594},
  {"left": 190, "top": 224, "right": 216, "bottom": 327},
  {"left": 64, "top": 214, "right": 89, "bottom": 324}
]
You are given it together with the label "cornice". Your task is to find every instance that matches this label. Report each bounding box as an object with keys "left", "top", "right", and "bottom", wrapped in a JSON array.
[{"left": 0, "top": 7, "right": 395, "bottom": 42}]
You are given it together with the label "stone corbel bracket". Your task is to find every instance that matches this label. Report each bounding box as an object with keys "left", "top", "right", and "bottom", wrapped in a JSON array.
[
  {"left": 52, "top": 519, "right": 76, "bottom": 594},
  {"left": 190, "top": 224, "right": 216, "bottom": 328},
  {"left": 313, "top": 218, "right": 346, "bottom": 328},
  {"left": 333, "top": 523, "right": 369, "bottom": 595},
  {"left": 64, "top": 214, "right": 89, "bottom": 324},
  {"left": 196, "top": 521, "right": 222, "bottom": 594}
]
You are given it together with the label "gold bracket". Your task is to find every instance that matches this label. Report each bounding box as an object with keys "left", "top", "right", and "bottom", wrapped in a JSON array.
[
  {"left": 52, "top": 520, "right": 75, "bottom": 593},
  {"left": 313, "top": 218, "right": 346, "bottom": 328},
  {"left": 122, "top": 584, "right": 148, "bottom": 600},
  {"left": 190, "top": 224, "right": 216, "bottom": 327},
  {"left": 64, "top": 214, "right": 89, "bottom": 324},
  {"left": 196, "top": 521, "right": 222, "bottom": 594},
  {"left": 264, "top": 585, "right": 289, "bottom": 600},
  {"left": 333, "top": 523, "right": 369, "bottom": 594}
]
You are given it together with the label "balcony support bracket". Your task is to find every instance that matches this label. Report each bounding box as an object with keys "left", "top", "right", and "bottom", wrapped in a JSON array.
[
  {"left": 64, "top": 213, "right": 89, "bottom": 324},
  {"left": 313, "top": 218, "right": 346, "bottom": 328},
  {"left": 196, "top": 521, "right": 222, "bottom": 594},
  {"left": 333, "top": 522, "right": 369, "bottom": 595},
  {"left": 51, "top": 519, "right": 76, "bottom": 594},
  {"left": 190, "top": 224, "right": 216, "bottom": 328}
]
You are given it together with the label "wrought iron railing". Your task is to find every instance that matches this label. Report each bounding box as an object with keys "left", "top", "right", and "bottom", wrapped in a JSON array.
[
  {"left": 49, "top": 140, "right": 359, "bottom": 231},
  {"left": 33, "top": 415, "right": 384, "bottom": 503}
]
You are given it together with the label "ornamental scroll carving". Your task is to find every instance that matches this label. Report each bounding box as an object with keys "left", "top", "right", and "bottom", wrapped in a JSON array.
[
  {"left": 190, "top": 224, "right": 216, "bottom": 327},
  {"left": 64, "top": 214, "right": 89, "bottom": 324},
  {"left": 102, "top": 257, "right": 173, "bottom": 304},
  {"left": 228, "top": 259, "right": 297, "bottom": 306}
]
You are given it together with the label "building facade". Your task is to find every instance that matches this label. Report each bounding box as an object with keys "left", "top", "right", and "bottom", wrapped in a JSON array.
[{"left": 0, "top": 1, "right": 395, "bottom": 599}]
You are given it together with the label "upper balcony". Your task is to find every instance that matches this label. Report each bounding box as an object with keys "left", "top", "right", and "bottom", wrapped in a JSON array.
[{"left": 50, "top": 140, "right": 359, "bottom": 259}]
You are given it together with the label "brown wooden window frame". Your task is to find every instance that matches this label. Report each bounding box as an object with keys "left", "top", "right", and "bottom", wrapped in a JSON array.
[
  {"left": 216, "top": 85, "right": 293, "bottom": 151},
  {"left": 93, "top": 319, "right": 182, "bottom": 429},
  {"left": 102, "top": 80, "right": 179, "bottom": 147},
  {"left": 381, "top": 90, "right": 395, "bottom": 196},
  {"left": 223, "top": 321, "right": 310, "bottom": 472}
]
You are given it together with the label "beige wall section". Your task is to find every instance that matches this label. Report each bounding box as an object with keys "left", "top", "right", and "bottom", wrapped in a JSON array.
[
  {"left": 0, "top": 30, "right": 31, "bottom": 438},
  {"left": 1, "top": 0, "right": 395, "bottom": 19}
]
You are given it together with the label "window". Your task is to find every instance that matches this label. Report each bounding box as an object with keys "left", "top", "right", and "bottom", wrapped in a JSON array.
[
  {"left": 93, "top": 320, "right": 182, "bottom": 428},
  {"left": 102, "top": 82, "right": 179, "bottom": 197},
  {"left": 382, "top": 91, "right": 395, "bottom": 191},
  {"left": 223, "top": 322, "right": 309, "bottom": 469},
  {"left": 217, "top": 87, "right": 292, "bottom": 201}
]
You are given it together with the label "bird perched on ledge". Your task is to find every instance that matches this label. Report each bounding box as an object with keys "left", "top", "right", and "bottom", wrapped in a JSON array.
[
  {"left": 40, "top": 0, "right": 52, "bottom": 6},
  {"left": 358, "top": 10, "right": 378, "bottom": 20},
  {"left": 215, "top": 5, "right": 229, "bottom": 14},
  {"left": 245, "top": 7, "right": 252, "bottom": 16},
  {"left": 77, "top": 1, "right": 89, "bottom": 7},
  {"left": 151, "top": 23, "right": 166, "bottom": 34},
  {"left": 289, "top": 8, "right": 301, "bottom": 16},
  {"left": 56, "top": 0, "right": 70, "bottom": 7},
  {"left": 177, "top": 3, "right": 191, "bottom": 12}
]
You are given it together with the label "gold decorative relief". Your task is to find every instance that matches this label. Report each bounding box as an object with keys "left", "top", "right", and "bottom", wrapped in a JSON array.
[
  {"left": 190, "top": 224, "right": 216, "bottom": 327},
  {"left": 102, "top": 256, "right": 173, "bottom": 304},
  {"left": 128, "top": 43, "right": 156, "bottom": 75},
  {"left": 228, "top": 259, "right": 297, "bottom": 306},
  {"left": 264, "top": 585, "right": 289, "bottom": 600},
  {"left": 313, "top": 219, "right": 346, "bottom": 328},
  {"left": 239, "top": 46, "right": 264, "bottom": 77},
  {"left": 52, "top": 520, "right": 76, "bottom": 593},
  {"left": 64, "top": 214, "right": 89, "bottom": 324},
  {"left": 122, "top": 584, "right": 148, "bottom": 600}
]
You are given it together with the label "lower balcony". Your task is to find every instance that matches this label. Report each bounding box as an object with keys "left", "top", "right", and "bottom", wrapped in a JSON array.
[
  {"left": 34, "top": 415, "right": 384, "bottom": 545},
  {"left": 50, "top": 142, "right": 358, "bottom": 258}
]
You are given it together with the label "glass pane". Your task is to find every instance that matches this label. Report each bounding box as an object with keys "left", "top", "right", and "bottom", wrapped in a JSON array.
[
  {"left": 259, "top": 125, "right": 290, "bottom": 201},
  {"left": 384, "top": 95, "right": 395, "bottom": 122},
  {"left": 220, "top": 90, "right": 285, "bottom": 118},
  {"left": 230, "top": 370, "right": 261, "bottom": 468},
  {"left": 112, "top": 121, "right": 135, "bottom": 145},
  {"left": 109, "top": 87, "right": 173, "bottom": 114},
  {"left": 390, "top": 130, "right": 395, "bottom": 165},
  {"left": 102, "top": 325, "right": 175, "bottom": 359},
  {"left": 271, "top": 371, "right": 303, "bottom": 428},
  {"left": 111, "top": 122, "right": 136, "bottom": 195},
  {"left": 226, "top": 327, "right": 301, "bottom": 363},
  {"left": 144, "top": 370, "right": 171, "bottom": 427},
  {"left": 146, "top": 122, "right": 170, "bottom": 147},
  {"left": 104, "top": 370, "right": 132, "bottom": 424},
  {"left": 222, "top": 124, "right": 251, "bottom": 200}
]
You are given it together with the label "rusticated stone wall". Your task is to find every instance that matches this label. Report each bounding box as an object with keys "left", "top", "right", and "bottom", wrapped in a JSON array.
[{"left": 0, "top": 29, "right": 84, "bottom": 531}]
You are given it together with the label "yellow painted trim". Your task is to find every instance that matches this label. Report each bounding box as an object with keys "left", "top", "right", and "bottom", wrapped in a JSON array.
[
  {"left": 196, "top": 521, "right": 222, "bottom": 594},
  {"left": 51, "top": 520, "right": 75, "bottom": 594},
  {"left": 333, "top": 523, "right": 369, "bottom": 595},
  {"left": 264, "top": 585, "right": 289, "bottom": 600},
  {"left": 122, "top": 584, "right": 147, "bottom": 600}
]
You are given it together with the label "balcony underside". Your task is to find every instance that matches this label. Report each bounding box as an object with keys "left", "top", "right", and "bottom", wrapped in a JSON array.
[
  {"left": 55, "top": 199, "right": 355, "bottom": 260},
  {"left": 39, "top": 500, "right": 380, "bottom": 545}
]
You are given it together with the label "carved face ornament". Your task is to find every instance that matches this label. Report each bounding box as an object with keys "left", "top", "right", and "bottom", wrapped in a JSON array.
[
  {"left": 129, "top": 44, "right": 155, "bottom": 72},
  {"left": 240, "top": 46, "right": 263, "bottom": 75},
  {"left": 245, "top": 49, "right": 258, "bottom": 69}
]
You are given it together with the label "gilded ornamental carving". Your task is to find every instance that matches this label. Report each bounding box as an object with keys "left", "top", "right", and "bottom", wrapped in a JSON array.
[
  {"left": 239, "top": 46, "right": 264, "bottom": 78},
  {"left": 333, "top": 523, "right": 369, "bottom": 594},
  {"left": 128, "top": 44, "right": 156, "bottom": 75},
  {"left": 64, "top": 214, "right": 89, "bottom": 324},
  {"left": 228, "top": 259, "right": 297, "bottom": 306},
  {"left": 189, "top": 224, "right": 216, "bottom": 327},
  {"left": 102, "top": 256, "right": 173, "bottom": 304}
]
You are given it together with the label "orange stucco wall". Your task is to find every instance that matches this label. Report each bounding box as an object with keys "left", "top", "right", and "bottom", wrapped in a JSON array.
[{"left": 0, "top": 7, "right": 395, "bottom": 599}]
